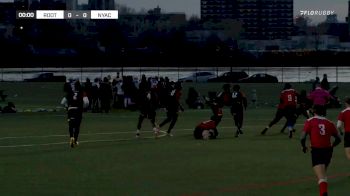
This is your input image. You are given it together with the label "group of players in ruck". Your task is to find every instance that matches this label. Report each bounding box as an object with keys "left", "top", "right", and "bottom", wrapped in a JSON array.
[{"left": 61, "top": 74, "right": 350, "bottom": 196}]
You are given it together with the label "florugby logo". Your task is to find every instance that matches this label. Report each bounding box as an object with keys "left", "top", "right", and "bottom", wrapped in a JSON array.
[{"left": 300, "top": 10, "right": 335, "bottom": 16}]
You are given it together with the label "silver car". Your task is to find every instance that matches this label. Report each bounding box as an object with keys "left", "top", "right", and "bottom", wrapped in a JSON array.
[{"left": 178, "top": 72, "right": 215, "bottom": 83}]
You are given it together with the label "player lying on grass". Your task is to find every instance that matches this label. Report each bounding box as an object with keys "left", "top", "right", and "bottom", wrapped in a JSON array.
[
  {"left": 301, "top": 105, "right": 341, "bottom": 196},
  {"left": 337, "top": 97, "right": 350, "bottom": 160},
  {"left": 194, "top": 117, "right": 220, "bottom": 140}
]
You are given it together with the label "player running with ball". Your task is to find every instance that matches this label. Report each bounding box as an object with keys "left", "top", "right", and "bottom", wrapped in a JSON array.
[{"left": 301, "top": 105, "right": 341, "bottom": 196}]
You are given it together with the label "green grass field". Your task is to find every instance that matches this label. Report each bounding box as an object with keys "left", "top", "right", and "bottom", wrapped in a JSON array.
[{"left": 0, "top": 82, "right": 349, "bottom": 196}]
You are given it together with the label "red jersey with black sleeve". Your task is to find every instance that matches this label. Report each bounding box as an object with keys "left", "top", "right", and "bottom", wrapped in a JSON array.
[
  {"left": 338, "top": 108, "right": 350, "bottom": 133},
  {"left": 175, "top": 90, "right": 182, "bottom": 102},
  {"left": 303, "top": 116, "right": 338, "bottom": 148},
  {"left": 197, "top": 120, "right": 217, "bottom": 130},
  {"left": 280, "top": 89, "right": 298, "bottom": 109}
]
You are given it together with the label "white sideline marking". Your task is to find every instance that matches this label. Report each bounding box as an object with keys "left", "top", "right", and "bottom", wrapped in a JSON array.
[
  {"left": 182, "top": 124, "right": 304, "bottom": 131},
  {"left": 0, "top": 131, "right": 167, "bottom": 148},
  {"left": 0, "top": 130, "right": 154, "bottom": 140},
  {"left": 0, "top": 123, "right": 305, "bottom": 140},
  {"left": 0, "top": 123, "right": 305, "bottom": 148}
]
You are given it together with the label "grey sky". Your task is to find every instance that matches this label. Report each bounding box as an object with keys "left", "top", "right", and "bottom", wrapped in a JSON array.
[{"left": 1, "top": 0, "right": 349, "bottom": 23}]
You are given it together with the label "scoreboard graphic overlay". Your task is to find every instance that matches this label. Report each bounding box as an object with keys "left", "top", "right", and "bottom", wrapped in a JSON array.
[{"left": 16, "top": 10, "right": 118, "bottom": 20}]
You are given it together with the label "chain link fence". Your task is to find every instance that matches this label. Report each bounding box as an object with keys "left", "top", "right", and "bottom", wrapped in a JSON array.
[{"left": 0, "top": 66, "right": 349, "bottom": 83}]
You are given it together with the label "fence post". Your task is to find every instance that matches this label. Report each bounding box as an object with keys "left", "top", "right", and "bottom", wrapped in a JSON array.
[
  {"left": 281, "top": 66, "right": 284, "bottom": 83},
  {"left": 177, "top": 67, "right": 180, "bottom": 81},
  {"left": 139, "top": 67, "right": 141, "bottom": 79},
  {"left": 80, "top": 67, "right": 83, "bottom": 82},
  {"left": 336, "top": 66, "right": 338, "bottom": 84}
]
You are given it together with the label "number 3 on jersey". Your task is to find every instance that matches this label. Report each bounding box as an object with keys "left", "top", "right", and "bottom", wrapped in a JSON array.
[{"left": 318, "top": 124, "right": 326, "bottom": 136}]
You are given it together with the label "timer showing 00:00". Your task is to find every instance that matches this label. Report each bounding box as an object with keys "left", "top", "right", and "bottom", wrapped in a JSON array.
[{"left": 17, "top": 11, "right": 36, "bottom": 19}]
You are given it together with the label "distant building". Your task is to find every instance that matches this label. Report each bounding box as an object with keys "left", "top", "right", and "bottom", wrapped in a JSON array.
[
  {"left": 186, "top": 30, "right": 228, "bottom": 43},
  {"left": 201, "top": 0, "right": 238, "bottom": 21},
  {"left": 348, "top": 1, "right": 350, "bottom": 39},
  {"left": 319, "top": 23, "right": 349, "bottom": 42},
  {"left": 78, "top": 3, "right": 90, "bottom": 10},
  {"left": 16, "top": 0, "right": 69, "bottom": 10},
  {"left": 66, "top": 0, "right": 77, "bottom": 10},
  {"left": 326, "top": 14, "right": 338, "bottom": 23},
  {"left": 148, "top": 6, "right": 161, "bottom": 16},
  {"left": 119, "top": 7, "right": 186, "bottom": 37},
  {"left": 89, "top": 0, "right": 115, "bottom": 10},
  {"left": 200, "top": 0, "right": 294, "bottom": 40},
  {"left": 14, "top": 0, "right": 31, "bottom": 9},
  {"left": 318, "top": 12, "right": 349, "bottom": 42},
  {"left": 0, "top": 3, "right": 15, "bottom": 24},
  {"left": 347, "top": 1, "right": 350, "bottom": 23},
  {"left": 31, "top": 0, "right": 40, "bottom": 9},
  {"left": 40, "top": 0, "right": 66, "bottom": 9},
  {"left": 238, "top": 0, "right": 294, "bottom": 40}
]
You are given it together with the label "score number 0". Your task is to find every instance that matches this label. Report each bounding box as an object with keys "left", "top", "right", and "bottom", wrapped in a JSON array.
[{"left": 67, "top": 12, "right": 88, "bottom": 18}]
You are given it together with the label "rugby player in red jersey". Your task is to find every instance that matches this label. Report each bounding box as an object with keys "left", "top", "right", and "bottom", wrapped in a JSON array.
[
  {"left": 337, "top": 97, "right": 350, "bottom": 160},
  {"left": 301, "top": 105, "right": 341, "bottom": 196},
  {"left": 261, "top": 83, "right": 298, "bottom": 138}
]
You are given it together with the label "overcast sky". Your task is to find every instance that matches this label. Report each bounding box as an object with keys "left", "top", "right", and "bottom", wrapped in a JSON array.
[{"left": 1, "top": 0, "right": 349, "bottom": 23}]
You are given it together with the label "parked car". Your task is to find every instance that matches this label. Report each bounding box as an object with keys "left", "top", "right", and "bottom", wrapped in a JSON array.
[
  {"left": 24, "top": 73, "right": 66, "bottom": 82},
  {"left": 238, "top": 73, "right": 278, "bottom": 83},
  {"left": 208, "top": 71, "right": 248, "bottom": 83},
  {"left": 178, "top": 72, "right": 215, "bottom": 82}
]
